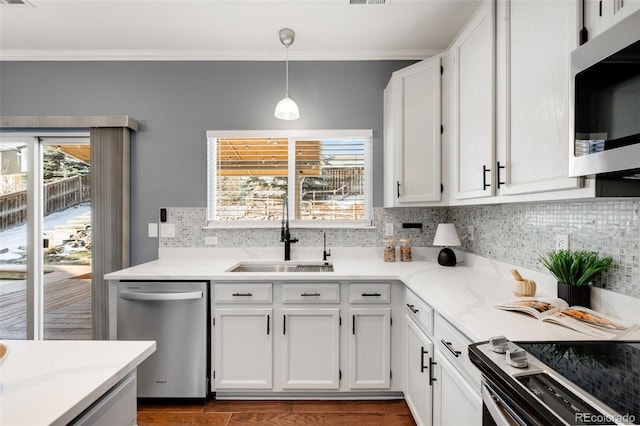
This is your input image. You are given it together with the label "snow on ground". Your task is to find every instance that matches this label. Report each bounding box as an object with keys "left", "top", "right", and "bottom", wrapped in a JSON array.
[{"left": 0, "top": 203, "right": 91, "bottom": 262}]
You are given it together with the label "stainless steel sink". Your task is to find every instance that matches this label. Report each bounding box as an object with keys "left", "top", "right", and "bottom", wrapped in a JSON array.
[{"left": 227, "top": 262, "right": 334, "bottom": 273}]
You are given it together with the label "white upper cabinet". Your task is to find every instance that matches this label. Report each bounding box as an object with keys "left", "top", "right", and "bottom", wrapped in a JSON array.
[
  {"left": 497, "top": 0, "right": 583, "bottom": 196},
  {"left": 585, "top": 0, "right": 640, "bottom": 38},
  {"left": 451, "top": 0, "right": 496, "bottom": 200},
  {"left": 384, "top": 56, "right": 442, "bottom": 207}
]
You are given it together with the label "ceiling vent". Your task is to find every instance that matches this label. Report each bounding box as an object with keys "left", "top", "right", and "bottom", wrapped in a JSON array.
[
  {"left": 349, "top": 0, "right": 387, "bottom": 5},
  {"left": 0, "top": 0, "right": 34, "bottom": 6}
]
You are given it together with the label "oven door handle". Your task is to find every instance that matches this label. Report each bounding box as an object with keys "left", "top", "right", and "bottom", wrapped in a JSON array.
[{"left": 481, "top": 382, "right": 527, "bottom": 426}]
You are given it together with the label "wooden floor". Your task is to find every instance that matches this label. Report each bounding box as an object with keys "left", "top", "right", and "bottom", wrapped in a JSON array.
[
  {"left": 137, "top": 399, "right": 417, "bottom": 426},
  {"left": 0, "top": 275, "right": 92, "bottom": 340}
]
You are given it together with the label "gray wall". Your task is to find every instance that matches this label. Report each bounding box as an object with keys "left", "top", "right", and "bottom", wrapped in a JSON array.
[{"left": 0, "top": 60, "right": 414, "bottom": 263}]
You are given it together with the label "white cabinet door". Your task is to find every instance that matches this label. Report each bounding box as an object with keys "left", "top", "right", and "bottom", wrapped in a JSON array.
[
  {"left": 384, "top": 56, "right": 442, "bottom": 206},
  {"left": 586, "top": 0, "right": 640, "bottom": 38},
  {"left": 405, "top": 316, "right": 434, "bottom": 426},
  {"left": 433, "top": 352, "right": 482, "bottom": 426},
  {"left": 452, "top": 0, "right": 496, "bottom": 200},
  {"left": 349, "top": 308, "right": 391, "bottom": 389},
  {"left": 214, "top": 308, "right": 273, "bottom": 389},
  {"left": 499, "top": 0, "right": 582, "bottom": 195},
  {"left": 281, "top": 308, "right": 340, "bottom": 389}
]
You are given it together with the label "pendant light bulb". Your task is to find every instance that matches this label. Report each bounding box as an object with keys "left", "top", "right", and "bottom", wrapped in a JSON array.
[{"left": 275, "top": 28, "right": 299, "bottom": 120}]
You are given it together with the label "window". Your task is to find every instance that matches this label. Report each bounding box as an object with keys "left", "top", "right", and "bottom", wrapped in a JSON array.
[{"left": 207, "top": 130, "right": 372, "bottom": 227}]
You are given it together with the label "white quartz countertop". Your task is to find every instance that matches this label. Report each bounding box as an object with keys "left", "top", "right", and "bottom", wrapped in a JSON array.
[
  {"left": 0, "top": 340, "right": 155, "bottom": 426},
  {"left": 104, "top": 248, "right": 640, "bottom": 343}
]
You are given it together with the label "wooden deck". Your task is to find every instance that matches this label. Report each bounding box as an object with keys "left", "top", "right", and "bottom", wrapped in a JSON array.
[{"left": 0, "top": 275, "right": 92, "bottom": 340}]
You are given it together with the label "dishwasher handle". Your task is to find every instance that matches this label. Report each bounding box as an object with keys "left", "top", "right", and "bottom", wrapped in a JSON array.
[{"left": 118, "top": 290, "right": 203, "bottom": 301}]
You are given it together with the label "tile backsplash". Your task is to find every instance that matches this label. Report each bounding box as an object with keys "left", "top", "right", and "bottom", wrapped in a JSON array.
[{"left": 160, "top": 200, "right": 640, "bottom": 298}]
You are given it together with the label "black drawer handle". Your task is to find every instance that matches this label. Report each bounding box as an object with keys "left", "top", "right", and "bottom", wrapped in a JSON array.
[
  {"left": 301, "top": 292, "right": 321, "bottom": 297},
  {"left": 440, "top": 339, "right": 461, "bottom": 358},
  {"left": 429, "top": 357, "right": 437, "bottom": 385},
  {"left": 362, "top": 293, "right": 382, "bottom": 297},
  {"left": 232, "top": 292, "right": 253, "bottom": 297},
  {"left": 483, "top": 165, "right": 491, "bottom": 190},
  {"left": 420, "top": 346, "right": 429, "bottom": 373},
  {"left": 406, "top": 303, "right": 419, "bottom": 314}
]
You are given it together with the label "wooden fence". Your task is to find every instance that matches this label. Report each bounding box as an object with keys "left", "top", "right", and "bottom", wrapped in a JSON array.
[{"left": 0, "top": 175, "right": 90, "bottom": 231}]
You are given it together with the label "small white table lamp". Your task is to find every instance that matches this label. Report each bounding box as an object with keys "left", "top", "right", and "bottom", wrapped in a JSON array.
[{"left": 433, "top": 223, "right": 461, "bottom": 266}]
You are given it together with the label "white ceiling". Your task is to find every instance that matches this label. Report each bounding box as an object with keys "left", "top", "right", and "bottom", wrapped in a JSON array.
[{"left": 0, "top": 0, "right": 483, "bottom": 61}]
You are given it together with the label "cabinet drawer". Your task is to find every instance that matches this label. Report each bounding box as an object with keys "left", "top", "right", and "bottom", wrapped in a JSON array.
[
  {"left": 214, "top": 283, "right": 272, "bottom": 303},
  {"left": 405, "top": 289, "right": 433, "bottom": 336},
  {"left": 434, "top": 313, "right": 481, "bottom": 388},
  {"left": 349, "top": 282, "right": 390, "bottom": 303},
  {"left": 282, "top": 283, "right": 340, "bottom": 303}
]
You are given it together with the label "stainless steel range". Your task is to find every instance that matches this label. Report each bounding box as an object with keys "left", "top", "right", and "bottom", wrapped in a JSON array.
[{"left": 469, "top": 338, "right": 640, "bottom": 425}]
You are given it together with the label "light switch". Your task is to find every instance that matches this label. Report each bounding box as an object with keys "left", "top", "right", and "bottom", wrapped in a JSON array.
[
  {"left": 160, "top": 223, "right": 176, "bottom": 238},
  {"left": 148, "top": 223, "right": 158, "bottom": 238}
]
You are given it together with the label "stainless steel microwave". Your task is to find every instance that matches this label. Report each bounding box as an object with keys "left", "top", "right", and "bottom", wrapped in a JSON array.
[{"left": 569, "top": 8, "right": 640, "bottom": 187}]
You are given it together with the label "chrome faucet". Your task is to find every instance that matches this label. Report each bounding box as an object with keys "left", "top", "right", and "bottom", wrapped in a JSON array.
[
  {"left": 323, "top": 231, "right": 331, "bottom": 262},
  {"left": 280, "top": 197, "right": 298, "bottom": 261}
]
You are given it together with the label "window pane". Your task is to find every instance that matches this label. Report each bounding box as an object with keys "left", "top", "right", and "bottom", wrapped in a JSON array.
[
  {"left": 295, "top": 138, "right": 366, "bottom": 221},
  {"left": 213, "top": 137, "right": 288, "bottom": 221}
]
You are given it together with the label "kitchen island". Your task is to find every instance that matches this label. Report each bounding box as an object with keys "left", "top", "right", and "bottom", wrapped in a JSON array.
[{"left": 0, "top": 340, "right": 155, "bottom": 426}]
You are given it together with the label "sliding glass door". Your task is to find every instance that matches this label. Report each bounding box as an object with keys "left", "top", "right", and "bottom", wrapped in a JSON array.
[{"left": 0, "top": 135, "right": 91, "bottom": 340}]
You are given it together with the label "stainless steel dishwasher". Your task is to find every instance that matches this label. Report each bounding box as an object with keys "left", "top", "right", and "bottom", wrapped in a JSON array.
[{"left": 116, "top": 281, "right": 208, "bottom": 398}]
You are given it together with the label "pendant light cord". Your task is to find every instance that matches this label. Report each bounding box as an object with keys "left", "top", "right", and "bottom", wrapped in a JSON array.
[{"left": 285, "top": 46, "right": 289, "bottom": 93}]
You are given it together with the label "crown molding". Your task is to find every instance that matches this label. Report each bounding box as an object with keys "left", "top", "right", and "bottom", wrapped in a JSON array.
[{"left": 0, "top": 49, "right": 444, "bottom": 61}]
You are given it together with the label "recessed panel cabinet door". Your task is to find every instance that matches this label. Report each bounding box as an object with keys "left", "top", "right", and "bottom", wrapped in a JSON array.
[
  {"left": 384, "top": 56, "right": 442, "bottom": 206},
  {"left": 399, "top": 57, "right": 442, "bottom": 204},
  {"left": 405, "top": 316, "right": 434, "bottom": 426},
  {"left": 432, "top": 351, "right": 482, "bottom": 426},
  {"left": 453, "top": 0, "right": 496, "bottom": 200},
  {"left": 502, "top": 0, "right": 581, "bottom": 195},
  {"left": 281, "top": 308, "right": 340, "bottom": 389},
  {"left": 349, "top": 308, "right": 391, "bottom": 389},
  {"left": 214, "top": 308, "right": 273, "bottom": 389}
]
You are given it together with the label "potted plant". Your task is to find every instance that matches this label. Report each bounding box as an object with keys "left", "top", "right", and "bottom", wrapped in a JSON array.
[{"left": 539, "top": 249, "right": 613, "bottom": 308}]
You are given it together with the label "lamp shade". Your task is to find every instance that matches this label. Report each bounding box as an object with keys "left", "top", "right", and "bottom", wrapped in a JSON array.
[
  {"left": 433, "top": 223, "right": 461, "bottom": 247},
  {"left": 274, "top": 92, "right": 300, "bottom": 120}
]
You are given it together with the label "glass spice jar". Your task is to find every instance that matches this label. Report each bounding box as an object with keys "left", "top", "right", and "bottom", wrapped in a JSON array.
[
  {"left": 400, "top": 237, "right": 412, "bottom": 262},
  {"left": 383, "top": 237, "right": 396, "bottom": 262}
]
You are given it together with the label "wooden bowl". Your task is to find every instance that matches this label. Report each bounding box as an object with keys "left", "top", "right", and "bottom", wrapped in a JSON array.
[
  {"left": 513, "top": 279, "right": 536, "bottom": 297},
  {"left": 0, "top": 342, "right": 8, "bottom": 367}
]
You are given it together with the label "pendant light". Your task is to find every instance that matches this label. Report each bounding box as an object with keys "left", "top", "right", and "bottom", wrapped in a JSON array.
[{"left": 274, "top": 28, "right": 300, "bottom": 120}]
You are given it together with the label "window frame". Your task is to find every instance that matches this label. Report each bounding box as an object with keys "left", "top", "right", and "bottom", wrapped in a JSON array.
[{"left": 206, "top": 129, "right": 373, "bottom": 229}]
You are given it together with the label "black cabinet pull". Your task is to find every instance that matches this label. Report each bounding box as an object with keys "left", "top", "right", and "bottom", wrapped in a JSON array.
[
  {"left": 483, "top": 165, "right": 491, "bottom": 190},
  {"left": 406, "top": 303, "right": 419, "bottom": 314},
  {"left": 429, "top": 358, "right": 437, "bottom": 385},
  {"left": 497, "top": 161, "right": 506, "bottom": 189},
  {"left": 232, "top": 292, "right": 253, "bottom": 297},
  {"left": 440, "top": 339, "right": 461, "bottom": 357},
  {"left": 420, "top": 346, "right": 429, "bottom": 373},
  {"left": 267, "top": 314, "right": 270, "bottom": 335},
  {"left": 283, "top": 315, "right": 286, "bottom": 335},
  {"left": 396, "top": 181, "right": 401, "bottom": 198},
  {"left": 352, "top": 315, "right": 356, "bottom": 335},
  {"left": 301, "top": 292, "right": 321, "bottom": 297},
  {"left": 362, "top": 293, "right": 382, "bottom": 297}
]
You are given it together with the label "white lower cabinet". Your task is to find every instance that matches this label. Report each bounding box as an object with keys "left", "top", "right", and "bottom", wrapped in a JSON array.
[
  {"left": 432, "top": 352, "right": 482, "bottom": 426},
  {"left": 405, "top": 315, "right": 434, "bottom": 426},
  {"left": 349, "top": 307, "right": 391, "bottom": 389},
  {"left": 213, "top": 308, "right": 273, "bottom": 389},
  {"left": 281, "top": 308, "right": 340, "bottom": 389},
  {"left": 404, "top": 294, "right": 482, "bottom": 426}
]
